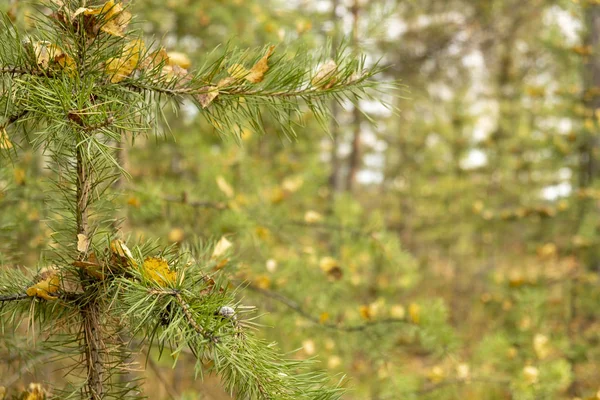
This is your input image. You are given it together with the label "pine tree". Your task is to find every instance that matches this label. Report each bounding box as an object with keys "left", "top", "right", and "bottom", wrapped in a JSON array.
[{"left": 0, "top": 1, "right": 387, "bottom": 398}]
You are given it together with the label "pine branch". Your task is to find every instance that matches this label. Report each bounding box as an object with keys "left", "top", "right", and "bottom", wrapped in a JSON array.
[{"left": 0, "top": 293, "right": 29, "bottom": 302}]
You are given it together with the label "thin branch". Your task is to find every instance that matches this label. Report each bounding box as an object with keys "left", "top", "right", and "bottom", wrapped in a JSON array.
[
  {"left": 174, "top": 292, "right": 218, "bottom": 343},
  {"left": 241, "top": 283, "right": 410, "bottom": 332},
  {"left": 0, "top": 293, "right": 29, "bottom": 302}
]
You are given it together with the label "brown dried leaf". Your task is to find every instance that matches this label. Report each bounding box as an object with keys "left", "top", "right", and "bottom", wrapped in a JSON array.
[
  {"left": 77, "top": 233, "right": 89, "bottom": 253},
  {"left": 311, "top": 60, "right": 338, "bottom": 89},
  {"left": 79, "top": 0, "right": 131, "bottom": 37},
  {"left": 194, "top": 86, "right": 219, "bottom": 108},
  {"left": 227, "top": 45, "right": 275, "bottom": 83},
  {"left": 105, "top": 39, "right": 145, "bottom": 83},
  {"left": 110, "top": 239, "right": 137, "bottom": 267}
]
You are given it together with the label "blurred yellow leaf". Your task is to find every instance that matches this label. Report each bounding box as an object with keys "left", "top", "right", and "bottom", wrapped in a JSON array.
[
  {"left": 167, "top": 51, "right": 191, "bottom": 69},
  {"left": 0, "top": 128, "right": 12, "bottom": 149},
  {"left": 14, "top": 167, "right": 25, "bottom": 185},
  {"left": 456, "top": 363, "right": 470, "bottom": 380},
  {"left": 320, "top": 256, "right": 343, "bottom": 281},
  {"left": 390, "top": 304, "right": 405, "bottom": 319},
  {"left": 304, "top": 210, "right": 323, "bottom": 224},
  {"left": 216, "top": 175, "right": 234, "bottom": 198},
  {"left": 126, "top": 195, "right": 141, "bottom": 208},
  {"left": 255, "top": 226, "right": 271, "bottom": 240},
  {"left": 427, "top": 366, "right": 445, "bottom": 383},
  {"left": 212, "top": 236, "right": 232, "bottom": 259},
  {"left": 269, "top": 187, "right": 285, "bottom": 203},
  {"left": 359, "top": 305, "right": 371, "bottom": 320},
  {"left": 255, "top": 275, "right": 271, "bottom": 289},
  {"left": 142, "top": 256, "right": 176, "bottom": 286},
  {"left": 168, "top": 227, "right": 185, "bottom": 242},
  {"left": 319, "top": 312, "right": 330, "bottom": 324},
  {"left": 302, "top": 339, "right": 315, "bottom": 355},
  {"left": 523, "top": 365, "right": 539, "bottom": 384},
  {"left": 408, "top": 303, "right": 420, "bottom": 324},
  {"left": 328, "top": 355, "right": 341, "bottom": 369},
  {"left": 282, "top": 175, "right": 304, "bottom": 193},
  {"left": 22, "top": 383, "right": 46, "bottom": 400},
  {"left": 26, "top": 267, "right": 60, "bottom": 301},
  {"left": 533, "top": 333, "right": 550, "bottom": 359}
]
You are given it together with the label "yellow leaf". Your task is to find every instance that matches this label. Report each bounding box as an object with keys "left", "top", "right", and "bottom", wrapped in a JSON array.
[
  {"left": 319, "top": 312, "right": 330, "bottom": 324},
  {"left": 105, "top": 39, "right": 145, "bottom": 83},
  {"left": 216, "top": 175, "right": 234, "bottom": 198},
  {"left": 26, "top": 267, "right": 60, "bottom": 301},
  {"left": 77, "top": 233, "right": 89, "bottom": 253},
  {"left": 23, "top": 383, "right": 46, "bottom": 400},
  {"left": 227, "top": 45, "right": 275, "bottom": 83},
  {"left": 246, "top": 45, "right": 275, "bottom": 83},
  {"left": 312, "top": 60, "right": 337, "bottom": 89},
  {"left": 142, "top": 256, "right": 176, "bottom": 286},
  {"left": 212, "top": 236, "right": 232, "bottom": 259},
  {"left": 0, "top": 128, "right": 12, "bottom": 149},
  {"left": 79, "top": 0, "right": 131, "bottom": 37},
  {"left": 167, "top": 51, "right": 191, "bottom": 69}
]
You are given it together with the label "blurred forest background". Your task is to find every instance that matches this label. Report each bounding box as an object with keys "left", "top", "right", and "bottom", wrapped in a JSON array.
[{"left": 1, "top": 0, "right": 600, "bottom": 399}]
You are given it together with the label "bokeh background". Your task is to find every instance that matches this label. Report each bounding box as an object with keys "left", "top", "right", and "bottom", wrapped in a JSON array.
[{"left": 2, "top": 0, "right": 600, "bottom": 399}]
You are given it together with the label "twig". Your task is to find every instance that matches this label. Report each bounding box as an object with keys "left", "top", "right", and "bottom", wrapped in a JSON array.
[
  {"left": 174, "top": 292, "right": 218, "bottom": 343},
  {"left": 242, "top": 283, "right": 410, "bottom": 332},
  {"left": 0, "top": 293, "right": 29, "bottom": 302}
]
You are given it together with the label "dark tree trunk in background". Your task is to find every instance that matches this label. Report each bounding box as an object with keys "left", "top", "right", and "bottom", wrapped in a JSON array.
[{"left": 346, "top": 0, "right": 362, "bottom": 193}]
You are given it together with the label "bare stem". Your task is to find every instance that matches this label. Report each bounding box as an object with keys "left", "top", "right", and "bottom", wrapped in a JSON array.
[{"left": 76, "top": 144, "right": 104, "bottom": 399}]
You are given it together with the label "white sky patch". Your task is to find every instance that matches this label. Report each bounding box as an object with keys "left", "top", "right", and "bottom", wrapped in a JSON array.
[
  {"left": 357, "top": 170, "right": 383, "bottom": 185},
  {"left": 542, "top": 182, "right": 572, "bottom": 200},
  {"left": 461, "top": 149, "right": 487, "bottom": 170},
  {"left": 544, "top": 6, "right": 582, "bottom": 46}
]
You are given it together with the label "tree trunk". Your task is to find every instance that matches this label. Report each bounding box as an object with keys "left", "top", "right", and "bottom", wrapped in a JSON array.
[{"left": 346, "top": 0, "right": 362, "bottom": 193}]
